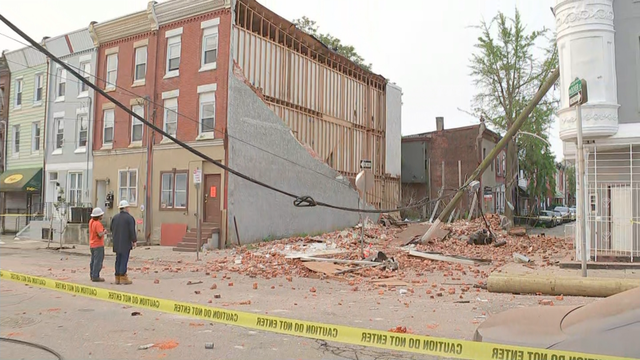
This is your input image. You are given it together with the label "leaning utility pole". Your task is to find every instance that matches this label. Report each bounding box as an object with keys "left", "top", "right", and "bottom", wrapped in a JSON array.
[{"left": 421, "top": 68, "right": 560, "bottom": 242}]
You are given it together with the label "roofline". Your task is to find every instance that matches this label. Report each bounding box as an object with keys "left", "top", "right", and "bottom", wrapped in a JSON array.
[
  {"left": 43, "top": 27, "right": 90, "bottom": 43},
  {"left": 402, "top": 123, "right": 502, "bottom": 142}
]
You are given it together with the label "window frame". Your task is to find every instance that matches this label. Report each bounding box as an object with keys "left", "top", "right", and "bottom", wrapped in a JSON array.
[
  {"left": 163, "top": 97, "right": 178, "bottom": 138},
  {"left": 77, "top": 114, "right": 88, "bottom": 149},
  {"left": 12, "top": 124, "right": 20, "bottom": 156},
  {"left": 131, "top": 104, "right": 144, "bottom": 143},
  {"left": 117, "top": 169, "right": 138, "bottom": 206},
  {"left": 31, "top": 122, "right": 40, "bottom": 153},
  {"left": 159, "top": 170, "right": 189, "bottom": 210},
  {"left": 102, "top": 109, "right": 115, "bottom": 146},
  {"left": 79, "top": 61, "right": 91, "bottom": 95},
  {"left": 54, "top": 117, "right": 64, "bottom": 150},
  {"left": 133, "top": 46, "right": 147, "bottom": 83},
  {"left": 200, "top": 26, "right": 219, "bottom": 70},
  {"left": 15, "top": 78, "right": 23, "bottom": 107},
  {"left": 56, "top": 67, "right": 66, "bottom": 99},
  {"left": 165, "top": 35, "right": 181, "bottom": 76},
  {"left": 106, "top": 53, "right": 118, "bottom": 90},
  {"left": 67, "top": 172, "right": 84, "bottom": 206},
  {"left": 198, "top": 91, "right": 215, "bottom": 136},
  {"left": 34, "top": 73, "right": 44, "bottom": 103}
]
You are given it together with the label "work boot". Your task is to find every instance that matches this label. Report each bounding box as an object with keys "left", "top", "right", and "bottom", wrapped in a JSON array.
[
  {"left": 115, "top": 275, "right": 121, "bottom": 285},
  {"left": 120, "top": 274, "right": 133, "bottom": 285},
  {"left": 91, "top": 277, "right": 105, "bottom": 282}
]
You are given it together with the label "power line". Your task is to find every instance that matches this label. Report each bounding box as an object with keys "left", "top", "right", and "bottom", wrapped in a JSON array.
[{"left": 0, "top": 19, "right": 444, "bottom": 213}]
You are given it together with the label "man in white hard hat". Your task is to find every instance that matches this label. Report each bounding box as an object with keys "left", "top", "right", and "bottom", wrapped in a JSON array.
[
  {"left": 89, "top": 207, "right": 106, "bottom": 282},
  {"left": 110, "top": 200, "right": 137, "bottom": 285}
]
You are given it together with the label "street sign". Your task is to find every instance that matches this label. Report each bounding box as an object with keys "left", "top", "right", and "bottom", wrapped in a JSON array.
[
  {"left": 360, "top": 159, "right": 372, "bottom": 169},
  {"left": 193, "top": 168, "right": 202, "bottom": 184},
  {"left": 569, "top": 78, "right": 588, "bottom": 107}
]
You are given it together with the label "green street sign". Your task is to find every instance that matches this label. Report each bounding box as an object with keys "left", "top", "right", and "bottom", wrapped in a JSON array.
[{"left": 569, "top": 77, "right": 588, "bottom": 107}]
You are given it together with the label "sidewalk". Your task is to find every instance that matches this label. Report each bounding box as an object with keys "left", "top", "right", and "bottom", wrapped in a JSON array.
[{"left": 0, "top": 234, "right": 226, "bottom": 263}]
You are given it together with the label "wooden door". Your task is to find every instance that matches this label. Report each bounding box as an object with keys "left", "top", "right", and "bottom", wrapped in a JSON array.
[{"left": 203, "top": 174, "right": 222, "bottom": 225}]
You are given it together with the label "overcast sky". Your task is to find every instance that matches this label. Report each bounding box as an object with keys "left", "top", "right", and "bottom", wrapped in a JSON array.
[{"left": 0, "top": 0, "right": 562, "bottom": 159}]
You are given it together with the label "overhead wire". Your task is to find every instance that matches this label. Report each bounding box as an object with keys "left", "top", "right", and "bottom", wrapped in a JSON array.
[
  {"left": 0, "top": 337, "right": 64, "bottom": 360},
  {"left": 0, "top": 20, "right": 458, "bottom": 213}
]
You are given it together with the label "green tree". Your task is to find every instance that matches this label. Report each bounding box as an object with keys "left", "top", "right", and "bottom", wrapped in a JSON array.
[
  {"left": 292, "top": 16, "right": 372, "bottom": 71},
  {"left": 469, "top": 9, "right": 558, "bottom": 219},
  {"left": 565, "top": 163, "right": 576, "bottom": 204}
]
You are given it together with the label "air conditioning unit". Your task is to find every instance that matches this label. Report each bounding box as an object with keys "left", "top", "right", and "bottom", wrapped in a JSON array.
[{"left": 69, "top": 207, "right": 84, "bottom": 223}]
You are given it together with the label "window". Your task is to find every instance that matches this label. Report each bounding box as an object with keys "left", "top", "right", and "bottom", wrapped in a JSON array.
[
  {"left": 15, "top": 79, "right": 23, "bottom": 106},
  {"left": 118, "top": 169, "right": 137, "bottom": 205},
  {"left": 79, "top": 62, "right": 91, "bottom": 93},
  {"left": 131, "top": 105, "right": 144, "bottom": 142},
  {"left": 201, "top": 26, "right": 218, "bottom": 68},
  {"left": 166, "top": 36, "right": 181, "bottom": 73},
  {"left": 54, "top": 118, "right": 64, "bottom": 149},
  {"left": 68, "top": 172, "right": 83, "bottom": 206},
  {"left": 106, "top": 54, "right": 118, "bottom": 89},
  {"left": 103, "top": 109, "right": 114, "bottom": 145},
  {"left": 12, "top": 125, "right": 19, "bottom": 155},
  {"left": 77, "top": 115, "right": 88, "bottom": 148},
  {"left": 199, "top": 92, "right": 215, "bottom": 134},
  {"left": 134, "top": 46, "right": 147, "bottom": 82},
  {"left": 160, "top": 171, "right": 187, "bottom": 209},
  {"left": 31, "top": 122, "right": 40, "bottom": 152},
  {"left": 56, "top": 67, "right": 66, "bottom": 98},
  {"left": 589, "top": 193, "right": 597, "bottom": 214},
  {"left": 163, "top": 98, "right": 178, "bottom": 136},
  {"left": 502, "top": 154, "right": 506, "bottom": 174},
  {"left": 34, "top": 73, "right": 43, "bottom": 102}
]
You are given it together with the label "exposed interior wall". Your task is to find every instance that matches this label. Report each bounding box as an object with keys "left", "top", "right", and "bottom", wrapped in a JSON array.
[
  {"left": 226, "top": 75, "right": 365, "bottom": 243},
  {"left": 385, "top": 83, "right": 402, "bottom": 177}
]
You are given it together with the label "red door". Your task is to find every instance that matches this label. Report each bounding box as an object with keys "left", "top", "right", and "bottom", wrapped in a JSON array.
[{"left": 203, "top": 174, "right": 221, "bottom": 225}]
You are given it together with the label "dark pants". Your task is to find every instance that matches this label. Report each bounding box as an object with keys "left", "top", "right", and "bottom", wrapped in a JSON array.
[
  {"left": 114, "top": 250, "right": 130, "bottom": 276},
  {"left": 89, "top": 246, "right": 104, "bottom": 279}
]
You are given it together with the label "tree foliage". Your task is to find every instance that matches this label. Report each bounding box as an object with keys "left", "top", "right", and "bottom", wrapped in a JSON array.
[
  {"left": 292, "top": 16, "right": 372, "bottom": 71},
  {"left": 469, "top": 9, "right": 558, "bottom": 216}
]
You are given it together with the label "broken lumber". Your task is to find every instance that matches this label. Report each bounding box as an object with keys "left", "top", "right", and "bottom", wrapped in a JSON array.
[
  {"left": 298, "top": 257, "right": 379, "bottom": 265},
  {"left": 508, "top": 227, "right": 527, "bottom": 236},
  {"left": 408, "top": 249, "right": 491, "bottom": 265},
  {"left": 487, "top": 274, "right": 640, "bottom": 298},
  {"left": 421, "top": 68, "right": 560, "bottom": 243}
]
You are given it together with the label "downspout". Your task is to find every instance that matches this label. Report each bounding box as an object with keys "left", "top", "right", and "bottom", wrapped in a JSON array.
[
  {"left": 85, "top": 93, "right": 92, "bottom": 206},
  {"left": 41, "top": 56, "right": 51, "bottom": 216},
  {"left": 224, "top": 1, "right": 237, "bottom": 248}
]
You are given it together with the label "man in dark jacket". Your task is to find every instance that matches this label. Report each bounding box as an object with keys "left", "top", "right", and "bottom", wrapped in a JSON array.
[{"left": 110, "top": 200, "right": 137, "bottom": 285}]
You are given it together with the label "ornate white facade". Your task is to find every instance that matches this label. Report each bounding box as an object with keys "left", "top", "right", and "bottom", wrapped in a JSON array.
[{"left": 555, "top": 0, "right": 619, "bottom": 141}]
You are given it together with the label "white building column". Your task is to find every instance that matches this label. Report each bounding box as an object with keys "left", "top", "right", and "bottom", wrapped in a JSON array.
[{"left": 555, "top": 0, "right": 620, "bottom": 141}]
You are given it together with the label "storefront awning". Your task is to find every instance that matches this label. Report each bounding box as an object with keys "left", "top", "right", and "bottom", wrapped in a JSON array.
[{"left": 0, "top": 168, "right": 43, "bottom": 192}]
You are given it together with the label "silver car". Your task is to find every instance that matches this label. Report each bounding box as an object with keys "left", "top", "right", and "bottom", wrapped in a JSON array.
[{"left": 553, "top": 206, "right": 572, "bottom": 222}]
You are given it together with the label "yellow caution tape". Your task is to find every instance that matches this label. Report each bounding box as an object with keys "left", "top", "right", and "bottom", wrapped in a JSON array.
[
  {"left": 0, "top": 213, "right": 45, "bottom": 217},
  {"left": 0, "top": 269, "right": 633, "bottom": 360}
]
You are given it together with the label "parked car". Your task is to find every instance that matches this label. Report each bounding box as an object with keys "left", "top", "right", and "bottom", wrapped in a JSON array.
[
  {"left": 472, "top": 287, "right": 640, "bottom": 358},
  {"left": 552, "top": 210, "right": 565, "bottom": 225},
  {"left": 568, "top": 207, "right": 576, "bottom": 221},
  {"left": 533, "top": 210, "right": 557, "bottom": 227},
  {"left": 553, "top": 206, "right": 572, "bottom": 222}
]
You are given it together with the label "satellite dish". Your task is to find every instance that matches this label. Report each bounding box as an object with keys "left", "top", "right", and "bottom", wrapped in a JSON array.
[{"left": 355, "top": 170, "right": 374, "bottom": 192}]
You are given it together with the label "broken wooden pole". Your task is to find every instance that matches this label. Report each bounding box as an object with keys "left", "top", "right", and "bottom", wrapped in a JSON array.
[
  {"left": 421, "top": 68, "right": 560, "bottom": 243},
  {"left": 467, "top": 193, "right": 478, "bottom": 221},
  {"left": 487, "top": 274, "right": 639, "bottom": 298}
]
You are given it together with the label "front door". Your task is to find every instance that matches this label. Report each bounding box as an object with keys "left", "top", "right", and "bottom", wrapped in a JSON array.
[{"left": 203, "top": 174, "right": 221, "bottom": 225}]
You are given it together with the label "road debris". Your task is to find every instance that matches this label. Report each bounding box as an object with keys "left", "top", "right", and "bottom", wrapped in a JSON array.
[
  {"left": 513, "top": 253, "right": 531, "bottom": 263},
  {"left": 408, "top": 250, "right": 491, "bottom": 265},
  {"left": 187, "top": 280, "right": 203, "bottom": 285},
  {"left": 205, "top": 342, "right": 214, "bottom": 349},
  {"left": 138, "top": 343, "right": 154, "bottom": 350},
  {"left": 131, "top": 311, "right": 142, "bottom": 316}
]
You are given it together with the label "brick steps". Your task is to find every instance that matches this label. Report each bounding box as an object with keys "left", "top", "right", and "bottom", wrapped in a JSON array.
[{"left": 172, "top": 223, "right": 219, "bottom": 252}]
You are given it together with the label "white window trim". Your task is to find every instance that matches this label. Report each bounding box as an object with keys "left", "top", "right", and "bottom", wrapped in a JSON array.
[
  {"left": 78, "top": 61, "right": 91, "bottom": 98},
  {"left": 12, "top": 124, "right": 20, "bottom": 157},
  {"left": 197, "top": 91, "right": 215, "bottom": 140},
  {"left": 33, "top": 73, "right": 44, "bottom": 106},
  {"left": 200, "top": 22, "right": 219, "bottom": 72},
  {"left": 67, "top": 172, "right": 84, "bottom": 205},
  {"left": 164, "top": 35, "right": 181, "bottom": 79},
  {"left": 117, "top": 168, "right": 138, "bottom": 206},
  {"left": 102, "top": 109, "right": 115, "bottom": 149},
  {"left": 106, "top": 53, "right": 118, "bottom": 91},
  {"left": 130, "top": 104, "right": 144, "bottom": 146},
  {"left": 55, "top": 66, "right": 67, "bottom": 102},
  {"left": 197, "top": 83, "right": 217, "bottom": 93},
  {"left": 165, "top": 27, "right": 183, "bottom": 38},
  {"left": 52, "top": 116, "right": 64, "bottom": 155},
  {"left": 14, "top": 77, "right": 23, "bottom": 109},
  {"left": 133, "top": 46, "right": 147, "bottom": 86},
  {"left": 75, "top": 113, "right": 89, "bottom": 153},
  {"left": 160, "top": 171, "right": 188, "bottom": 209},
  {"left": 31, "top": 121, "right": 41, "bottom": 154},
  {"left": 162, "top": 97, "right": 178, "bottom": 143}
]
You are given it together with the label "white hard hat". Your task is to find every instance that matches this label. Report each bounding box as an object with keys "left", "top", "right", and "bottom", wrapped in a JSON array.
[
  {"left": 118, "top": 200, "right": 130, "bottom": 209},
  {"left": 91, "top": 207, "right": 104, "bottom": 217}
]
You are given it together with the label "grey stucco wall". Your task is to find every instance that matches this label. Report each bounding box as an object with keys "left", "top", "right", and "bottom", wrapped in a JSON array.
[
  {"left": 613, "top": 0, "right": 640, "bottom": 124},
  {"left": 401, "top": 141, "right": 427, "bottom": 184},
  {"left": 226, "top": 75, "right": 366, "bottom": 243}
]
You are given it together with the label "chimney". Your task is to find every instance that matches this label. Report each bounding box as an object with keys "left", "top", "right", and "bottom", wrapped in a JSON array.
[{"left": 436, "top": 117, "right": 444, "bottom": 131}]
